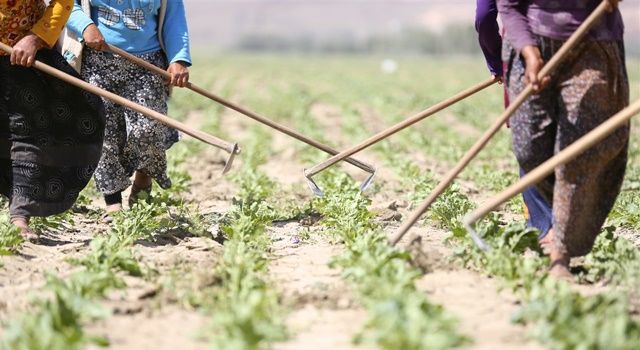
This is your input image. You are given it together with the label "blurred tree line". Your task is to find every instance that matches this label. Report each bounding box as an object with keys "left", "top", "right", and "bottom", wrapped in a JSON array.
[
  {"left": 236, "top": 24, "right": 483, "bottom": 55},
  {"left": 236, "top": 24, "right": 640, "bottom": 57}
]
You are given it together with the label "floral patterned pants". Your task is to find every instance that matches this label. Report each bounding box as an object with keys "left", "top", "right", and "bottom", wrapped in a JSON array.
[
  {"left": 505, "top": 38, "right": 630, "bottom": 257},
  {"left": 82, "top": 48, "right": 179, "bottom": 196},
  {"left": 0, "top": 49, "right": 105, "bottom": 218}
]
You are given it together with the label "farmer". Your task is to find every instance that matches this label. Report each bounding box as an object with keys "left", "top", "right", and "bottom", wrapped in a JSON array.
[
  {"left": 475, "top": 0, "right": 554, "bottom": 241},
  {"left": 498, "top": 0, "right": 628, "bottom": 277},
  {"left": 66, "top": 0, "right": 191, "bottom": 221},
  {"left": 0, "top": 0, "right": 105, "bottom": 240}
]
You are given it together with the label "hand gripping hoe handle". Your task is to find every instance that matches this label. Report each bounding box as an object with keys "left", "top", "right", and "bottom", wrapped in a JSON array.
[
  {"left": 390, "top": 0, "right": 612, "bottom": 247},
  {"left": 107, "top": 44, "right": 373, "bottom": 194},
  {"left": 0, "top": 42, "right": 241, "bottom": 174}
]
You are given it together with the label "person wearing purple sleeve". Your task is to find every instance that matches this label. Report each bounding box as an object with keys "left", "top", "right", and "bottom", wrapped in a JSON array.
[
  {"left": 475, "top": 0, "right": 554, "bottom": 243},
  {"left": 498, "top": 0, "right": 628, "bottom": 278},
  {"left": 475, "top": 0, "right": 503, "bottom": 78}
]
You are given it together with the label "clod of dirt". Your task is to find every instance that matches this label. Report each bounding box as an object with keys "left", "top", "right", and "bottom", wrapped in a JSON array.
[
  {"left": 372, "top": 206, "right": 402, "bottom": 222},
  {"left": 135, "top": 286, "right": 159, "bottom": 300},
  {"left": 299, "top": 213, "right": 322, "bottom": 227},
  {"left": 112, "top": 301, "right": 145, "bottom": 315},
  {"left": 386, "top": 200, "right": 408, "bottom": 211},
  {"left": 405, "top": 234, "right": 447, "bottom": 274}
]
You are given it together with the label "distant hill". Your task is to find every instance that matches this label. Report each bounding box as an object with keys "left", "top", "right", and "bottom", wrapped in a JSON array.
[{"left": 184, "top": 0, "right": 640, "bottom": 54}]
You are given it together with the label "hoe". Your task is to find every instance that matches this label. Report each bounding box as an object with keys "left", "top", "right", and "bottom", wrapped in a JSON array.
[
  {"left": 0, "top": 42, "right": 241, "bottom": 174},
  {"left": 303, "top": 77, "right": 499, "bottom": 196},
  {"left": 463, "top": 98, "right": 640, "bottom": 250},
  {"left": 107, "top": 44, "right": 377, "bottom": 197},
  {"left": 390, "top": 1, "right": 611, "bottom": 247}
]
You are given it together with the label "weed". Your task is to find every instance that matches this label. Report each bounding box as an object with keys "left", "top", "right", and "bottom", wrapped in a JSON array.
[
  {"left": 514, "top": 279, "right": 640, "bottom": 350},
  {"left": 0, "top": 214, "right": 23, "bottom": 255},
  {"left": 0, "top": 272, "right": 117, "bottom": 350},
  {"left": 580, "top": 226, "right": 640, "bottom": 285},
  {"left": 609, "top": 191, "right": 640, "bottom": 230},
  {"left": 31, "top": 212, "right": 75, "bottom": 235},
  {"left": 200, "top": 127, "right": 289, "bottom": 350},
  {"left": 316, "top": 173, "right": 467, "bottom": 350}
]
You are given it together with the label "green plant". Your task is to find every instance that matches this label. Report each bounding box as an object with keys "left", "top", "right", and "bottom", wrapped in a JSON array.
[
  {"left": 0, "top": 214, "right": 23, "bottom": 255},
  {"left": 514, "top": 279, "right": 640, "bottom": 350},
  {"left": 609, "top": 191, "right": 640, "bottom": 230},
  {"left": 580, "top": 226, "right": 640, "bottom": 285},
  {"left": 198, "top": 128, "right": 289, "bottom": 350},
  {"left": 430, "top": 184, "right": 475, "bottom": 232},
  {"left": 110, "top": 201, "right": 168, "bottom": 242},
  {"left": 31, "top": 212, "right": 75, "bottom": 234},
  {"left": 68, "top": 235, "right": 143, "bottom": 277},
  {"left": 315, "top": 173, "right": 467, "bottom": 349},
  {"left": 0, "top": 272, "right": 116, "bottom": 350},
  {"left": 449, "top": 201, "right": 640, "bottom": 349}
]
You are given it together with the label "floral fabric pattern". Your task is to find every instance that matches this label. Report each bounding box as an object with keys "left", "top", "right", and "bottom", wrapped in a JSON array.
[
  {"left": 0, "top": 0, "right": 47, "bottom": 47},
  {"left": 81, "top": 48, "right": 179, "bottom": 195},
  {"left": 0, "top": 49, "right": 105, "bottom": 218},
  {"left": 505, "top": 37, "right": 630, "bottom": 257}
]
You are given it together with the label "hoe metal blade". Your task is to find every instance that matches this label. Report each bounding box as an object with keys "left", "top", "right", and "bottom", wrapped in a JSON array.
[
  {"left": 222, "top": 143, "right": 241, "bottom": 175},
  {"left": 463, "top": 220, "right": 491, "bottom": 252},
  {"left": 304, "top": 170, "right": 325, "bottom": 197},
  {"left": 304, "top": 166, "right": 377, "bottom": 198},
  {"left": 359, "top": 169, "right": 377, "bottom": 192}
]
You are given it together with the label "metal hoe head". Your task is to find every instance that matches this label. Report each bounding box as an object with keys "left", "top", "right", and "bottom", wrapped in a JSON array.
[
  {"left": 222, "top": 143, "right": 241, "bottom": 175},
  {"left": 463, "top": 216, "right": 491, "bottom": 252},
  {"left": 303, "top": 167, "right": 377, "bottom": 198}
]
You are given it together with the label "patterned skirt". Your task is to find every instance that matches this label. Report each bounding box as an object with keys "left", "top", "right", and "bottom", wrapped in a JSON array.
[
  {"left": 504, "top": 37, "right": 630, "bottom": 257},
  {"left": 0, "top": 49, "right": 105, "bottom": 218},
  {"left": 81, "top": 49, "right": 179, "bottom": 195}
]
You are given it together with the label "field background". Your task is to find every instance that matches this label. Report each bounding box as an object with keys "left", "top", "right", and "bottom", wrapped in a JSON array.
[{"left": 1, "top": 1, "right": 640, "bottom": 349}]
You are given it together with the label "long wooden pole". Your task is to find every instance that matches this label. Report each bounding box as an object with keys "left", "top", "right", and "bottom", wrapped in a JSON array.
[
  {"left": 304, "top": 77, "right": 498, "bottom": 178},
  {"left": 463, "top": 99, "right": 640, "bottom": 230},
  {"left": 0, "top": 42, "right": 239, "bottom": 155},
  {"left": 390, "top": 1, "right": 610, "bottom": 246},
  {"left": 106, "top": 44, "right": 376, "bottom": 175}
]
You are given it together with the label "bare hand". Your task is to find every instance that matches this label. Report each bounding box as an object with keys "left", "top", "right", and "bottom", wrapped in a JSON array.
[
  {"left": 492, "top": 75, "right": 503, "bottom": 85},
  {"left": 83, "top": 24, "right": 108, "bottom": 51},
  {"left": 11, "top": 33, "right": 45, "bottom": 67},
  {"left": 606, "top": 0, "right": 621, "bottom": 12},
  {"left": 167, "top": 62, "right": 189, "bottom": 87},
  {"left": 521, "top": 45, "right": 550, "bottom": 93}
]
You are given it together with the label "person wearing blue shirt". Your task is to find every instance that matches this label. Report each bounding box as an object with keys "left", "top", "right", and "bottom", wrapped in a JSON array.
[{"left": 66, "top": 0, "right": 192, "bottom": 220}]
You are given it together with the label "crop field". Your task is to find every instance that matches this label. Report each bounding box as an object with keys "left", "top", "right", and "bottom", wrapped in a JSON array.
[{"left": 0, "top": 55, "right": 639, "bottom": 350}]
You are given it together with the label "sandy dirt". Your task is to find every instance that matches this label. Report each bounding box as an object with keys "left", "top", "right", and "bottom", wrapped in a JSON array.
[{"left": 0, "top": 99, "right": 609, "bottom": 350}]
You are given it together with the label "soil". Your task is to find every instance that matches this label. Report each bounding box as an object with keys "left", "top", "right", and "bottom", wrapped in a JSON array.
[{"left": 0, "top": 99, "right": 623, "bottom": 350}]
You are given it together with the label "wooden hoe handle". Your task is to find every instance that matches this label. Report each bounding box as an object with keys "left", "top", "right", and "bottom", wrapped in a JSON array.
[
  {"left": 304, "top": 77, "right": 499, "bottom": 177},
  {"left": 0, "top": 42, "right": 239, "bottom": 155},
  {"left": 107, "top": 44, "right": 375, "bottom": 175},
  {"left": 464, "top": 98, "right": 640, "bottom": 229},
  {"left": 390, "top": 1, "right": 611, "bottom": 246}
]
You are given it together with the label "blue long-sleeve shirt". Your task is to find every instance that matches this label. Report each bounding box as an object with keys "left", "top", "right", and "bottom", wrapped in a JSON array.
[
  {"left": 66, "top": 0, "right": 191, "bottom": 65},
  {"left": 475, "top": 0, "right": 503, "bottom": 76}
]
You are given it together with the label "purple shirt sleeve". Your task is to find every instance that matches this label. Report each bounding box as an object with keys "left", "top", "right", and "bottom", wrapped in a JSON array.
[
  {"left": 497, "top": 0, "right": 538, "bottom": 53},
  {"left": 475, "top": 0, "right": 503, "bottom": 76}
]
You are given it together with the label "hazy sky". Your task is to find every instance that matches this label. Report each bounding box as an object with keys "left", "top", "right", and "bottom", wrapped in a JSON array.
[{"left": 183, "top": 0, "right": 640, "bottom": 50}]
